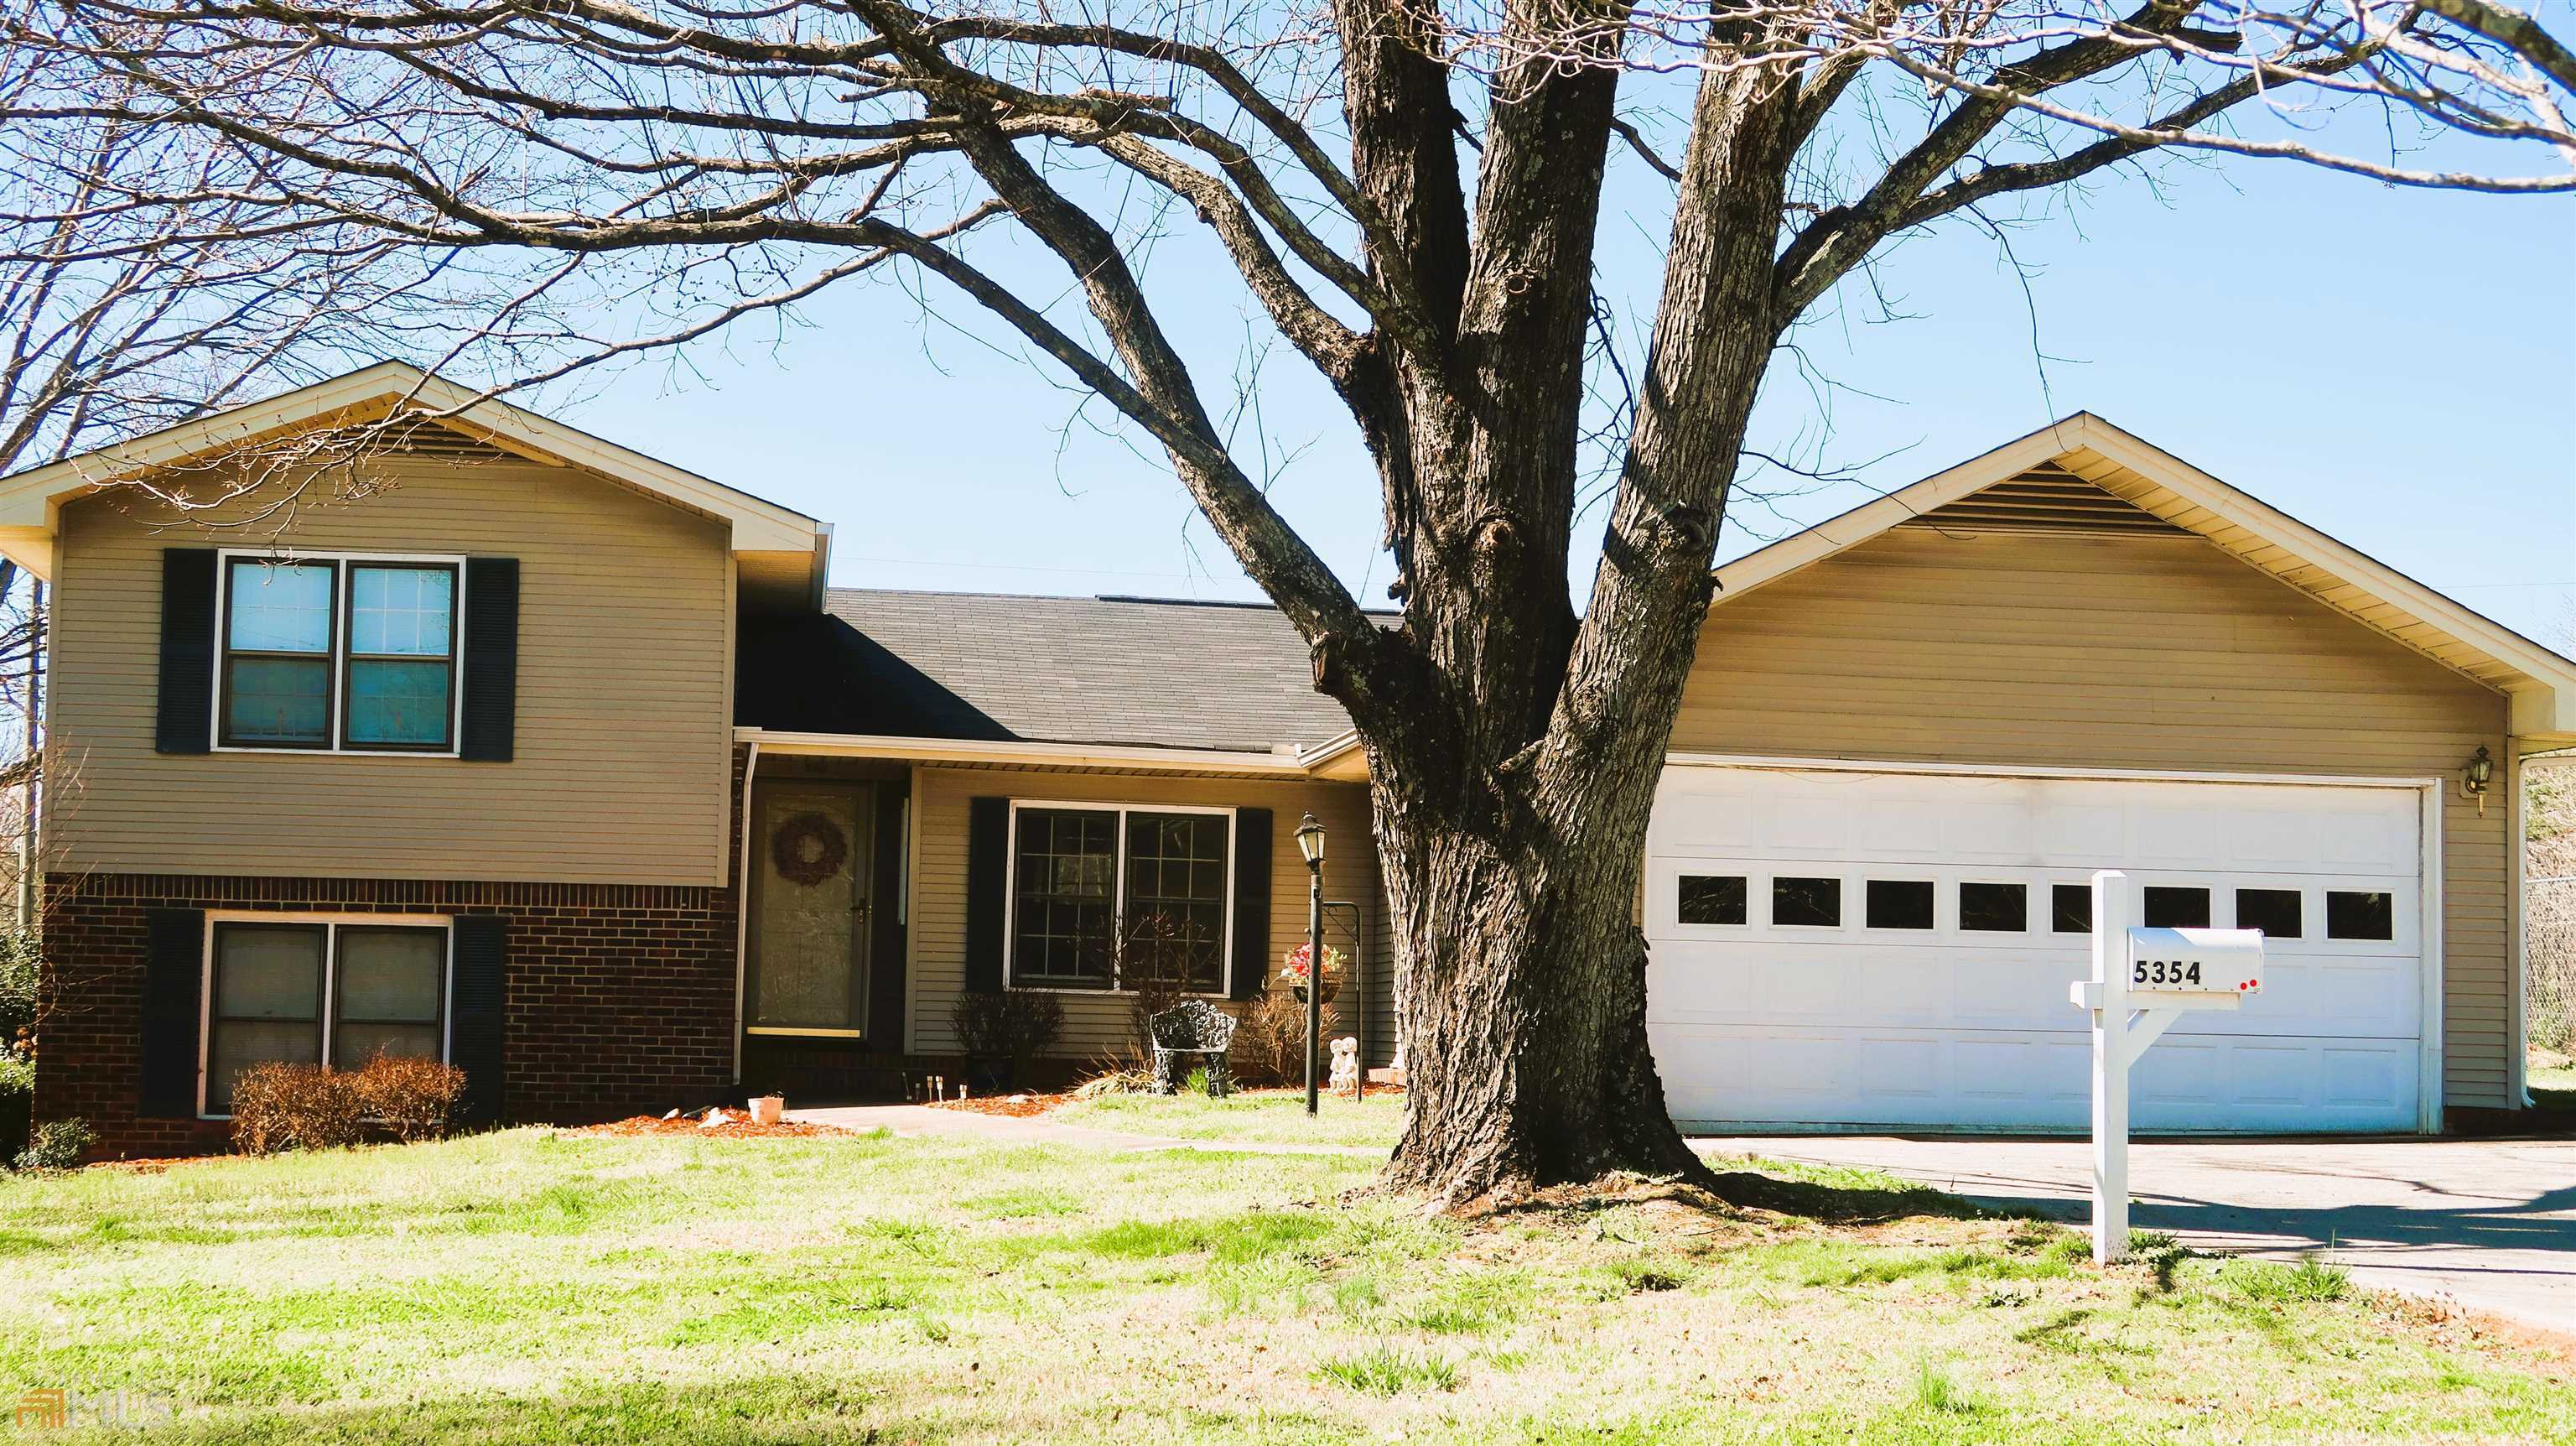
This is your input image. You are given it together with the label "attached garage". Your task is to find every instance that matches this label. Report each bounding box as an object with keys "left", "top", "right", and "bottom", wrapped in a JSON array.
[
  {"left": 1646, "top": 764, "right": 2433, "bottom": 1131},
  {"left": 1656, "top": 414, "right": 2576, "bottom": 1131}
]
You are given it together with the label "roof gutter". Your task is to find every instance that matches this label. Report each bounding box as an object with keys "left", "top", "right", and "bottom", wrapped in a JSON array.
[{"left": 735, "top": 726, "right": 1326, "bottom": 775}]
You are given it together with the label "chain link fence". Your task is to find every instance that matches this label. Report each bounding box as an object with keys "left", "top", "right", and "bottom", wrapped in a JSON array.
[{"left": 2531, "top": 873, "right": 2576, "bottom": 1058}]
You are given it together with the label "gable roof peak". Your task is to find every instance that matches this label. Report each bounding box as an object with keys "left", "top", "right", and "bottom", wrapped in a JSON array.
[{"left": 1712, "top": 416, "right": 2576, "bottom": 742}]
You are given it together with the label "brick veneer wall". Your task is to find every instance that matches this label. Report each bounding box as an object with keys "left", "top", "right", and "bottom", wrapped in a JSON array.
[{"left": 38, "top": 872, "right": 740, "bottom": 1157}]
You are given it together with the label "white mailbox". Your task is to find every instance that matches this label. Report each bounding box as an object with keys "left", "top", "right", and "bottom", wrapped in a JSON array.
[
  {"left": 2067, "top": 875, "right": 2266, "bottom": 1264},
  {"left": 2122, "top": 926, "right": 2263, "bottom": 1002}
]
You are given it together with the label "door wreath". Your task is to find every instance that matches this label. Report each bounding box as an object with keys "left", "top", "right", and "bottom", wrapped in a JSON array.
[{"left": 770, "top": 811, "right": 849, "bottom": 887}]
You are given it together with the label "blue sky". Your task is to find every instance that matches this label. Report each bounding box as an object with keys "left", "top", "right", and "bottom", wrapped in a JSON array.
[{"left": 560, "top": 117, "right": 2576, "bottom": 647}]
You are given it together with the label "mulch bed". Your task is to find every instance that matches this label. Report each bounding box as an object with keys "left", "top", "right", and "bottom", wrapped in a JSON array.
[
  {"left": 929, "top": 1083, "right": 1401, "bottom": 1118},
  {"left": 570, "top": 1108, "right": 854, "bottom": 1139},
  {"left": 929, "top": 1092, "right": 1072, "bottom": 1118}
]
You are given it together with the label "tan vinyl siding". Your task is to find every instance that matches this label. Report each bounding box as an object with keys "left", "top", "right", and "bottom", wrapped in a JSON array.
[
  {"left": 50, "top": 457, "right": 733, "bottom": 885},
  {"left": 1676, "top": 528, "right": 2515, "bottom": 1108},
  {"left": 909, "top": 766, "right": 1384, "bottom": 1063}
]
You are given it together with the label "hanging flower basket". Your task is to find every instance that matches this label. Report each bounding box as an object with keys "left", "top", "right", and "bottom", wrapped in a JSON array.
[
  {"left": 770, "top": 812, "right": 849, "bottom": 887},
  {"left": 1280, "top": 942, "right": 1346, "bottom": 1004}
]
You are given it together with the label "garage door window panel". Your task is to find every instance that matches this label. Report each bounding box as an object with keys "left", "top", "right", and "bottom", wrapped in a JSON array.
[
  {"left": 1676, "top": 875, "right": 1747, "bottom": 928},
  {"left": 2326, "top": 891, "right": 2396, "bottom": 942},
  {"left": 2235, "top": 889, "right": 2303, "bottom": 939},
  {"left": 1959, "top": 882, "right": 2028, "bottom": 934},
  {"left": 1863, "top": 880, "right": 1935, "bottom": 931},
  {"left": 1771, "top": 877, "right": 1841, "bottom": 928},
  {"left": 2050, "top": 884, "right": 2093, "bottom": 934},
  {"left": 2143, "top": 886, "right": 2212, "bottom": 929}
]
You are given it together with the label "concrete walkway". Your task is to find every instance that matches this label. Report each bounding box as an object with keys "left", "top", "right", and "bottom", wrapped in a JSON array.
[
  {"left": 787, "top": 1102, "right": 1379, "bottom": 1157},
  {"left": 1693, "top": 1135, "right": 2576, "bottom": 1334}
]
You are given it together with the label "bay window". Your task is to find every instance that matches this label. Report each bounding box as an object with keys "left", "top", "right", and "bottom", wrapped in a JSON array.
[
  {"left": 203, "top": 918, "right": 449, "bottom": 1116},
  {"left": 1007, "top": 804, "right": 1232, "bottom": 992},
  {"left": 218, "top": 553, "right": 461, "bottom": 752}
]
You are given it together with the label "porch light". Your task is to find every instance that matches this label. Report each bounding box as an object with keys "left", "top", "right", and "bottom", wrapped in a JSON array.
[
  {"left": 1296, "top": 813, "right": 1326, "bottom": 869},
  {"left": 2464, "top": 745, "right": 2496, "bottom": 815}
]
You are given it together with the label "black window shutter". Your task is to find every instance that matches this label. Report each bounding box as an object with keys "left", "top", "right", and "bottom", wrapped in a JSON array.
[
  {"left": 1230, "top": 808, "right": 1273, "bottom": 1000},
  {"left": 138, "top": 908, "right": 205, "bottom": 1117},
  {"left": 963, "top": 797, "right": 1009, "bottom": 994},
  {"left": 450, "top": 914, "right": 508, "bottom": 1123},
  {"left": 154, "top": 549, "right": 216, "bottom": 754},
  {"left": 460, "top": 557, "right": 519, "bottom": 762}
]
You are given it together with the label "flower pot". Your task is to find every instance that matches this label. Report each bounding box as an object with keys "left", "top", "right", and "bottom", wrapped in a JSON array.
[{"left": 746, "top": 1095, "right": 785, "bottom": 1127}]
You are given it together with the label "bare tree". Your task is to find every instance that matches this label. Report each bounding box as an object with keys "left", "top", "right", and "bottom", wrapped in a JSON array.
[{"left": 3, "top": 0, "right": 2568, "bottom": 1203}]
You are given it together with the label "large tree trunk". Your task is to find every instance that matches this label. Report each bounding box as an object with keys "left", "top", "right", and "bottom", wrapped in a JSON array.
[
  {"left": 1353, "top": 53, "right": 1802, "bottom": 1206},
  {"left": 1373, "top": 780, "right": 1704, "bottom": 1204}
]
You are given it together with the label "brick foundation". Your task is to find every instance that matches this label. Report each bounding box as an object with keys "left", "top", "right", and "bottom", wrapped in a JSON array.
[{"left": 39, "top": 871, "right": 740, "bottom": 1157}]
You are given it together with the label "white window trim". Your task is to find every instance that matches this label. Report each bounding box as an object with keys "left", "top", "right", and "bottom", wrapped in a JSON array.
[
  {"left": 1001, "top": 798, "right": 1238, "bottom": 997},
  {"left": 210, "top": 548, "right": 469, "bottom": 757},
  {"left": 196, "top": 912, "right": 455, "bottom": 1121}
]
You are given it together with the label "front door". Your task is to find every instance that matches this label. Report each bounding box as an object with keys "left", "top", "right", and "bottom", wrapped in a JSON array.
[{"left": 749, "top": 783, "right": 875, "bottom": 1037}]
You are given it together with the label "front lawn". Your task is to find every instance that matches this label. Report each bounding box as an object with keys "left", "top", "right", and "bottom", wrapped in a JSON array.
[
  {"left": 1052, "top": 1087, "right": 1404, "bottom": 1148},
  {"left": 3, "top": 1129, "right": 2568, "bottom": 1443}
]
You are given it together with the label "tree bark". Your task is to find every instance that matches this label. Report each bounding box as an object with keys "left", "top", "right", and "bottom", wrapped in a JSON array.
[
  {"left": 1351, "top": 49, "right": 1803, "bottom": 1208},
  {"left": 1372, "top": 762, "right": 1706, "bottom": 1205}
]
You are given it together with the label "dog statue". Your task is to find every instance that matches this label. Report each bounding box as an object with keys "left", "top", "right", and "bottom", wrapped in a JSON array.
[{"left": 1327, "top": 1036, "right": 1361, "bottom": 1097}]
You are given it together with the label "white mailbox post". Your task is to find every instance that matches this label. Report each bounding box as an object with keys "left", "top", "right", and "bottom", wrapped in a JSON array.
[{"left": 2068, "top": 870, "right": 2265, "bottom": 1264}]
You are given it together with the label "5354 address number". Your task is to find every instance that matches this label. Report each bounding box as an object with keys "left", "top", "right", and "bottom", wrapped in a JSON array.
[{"left": 2132, "top": 959, "right": 2203, "bottom": 986}]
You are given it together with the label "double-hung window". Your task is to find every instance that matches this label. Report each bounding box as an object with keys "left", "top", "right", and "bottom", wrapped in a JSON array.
[
  {"left": 1006, "top": 803, "right": 1233, "bottom": 993},
  {"left": 218, "top": 553, "right": 461, "bottom": 752},
  {"left": 203, "top": 918, "right": 450, "bottom": 1116}
]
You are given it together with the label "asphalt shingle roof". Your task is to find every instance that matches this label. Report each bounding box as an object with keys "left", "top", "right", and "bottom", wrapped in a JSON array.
[{"left": 735, "top": 589, "right": 1360, "bottom": 755}]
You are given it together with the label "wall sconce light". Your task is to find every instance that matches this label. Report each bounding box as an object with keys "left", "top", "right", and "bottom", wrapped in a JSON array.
[{"left": 2463, "top": 745, "right": 2495, "bottom": 815}]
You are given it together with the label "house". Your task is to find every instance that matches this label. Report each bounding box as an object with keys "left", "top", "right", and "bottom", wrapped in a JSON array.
[{"left": 3, "top": 363, "right": 2568, "bottom": 1156}]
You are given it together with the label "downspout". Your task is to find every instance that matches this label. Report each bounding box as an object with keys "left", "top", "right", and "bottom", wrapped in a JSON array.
[
  {"left": 18, "top": 578, "right": 39, "bottom": 933},
  {"left": 731, "top": 741, "right": 761, "bottom": 1084},
  {"left": 11, "top": 570, "right": 33, "bottom": 928}
]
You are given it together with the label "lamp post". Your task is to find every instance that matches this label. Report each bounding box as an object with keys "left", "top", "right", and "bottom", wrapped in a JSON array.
[{"left": 1296, "top": 813, "right": 1325, "bottom": 1116}]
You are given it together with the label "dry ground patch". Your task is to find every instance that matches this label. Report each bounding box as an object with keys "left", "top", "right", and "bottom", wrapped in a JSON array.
[{"left": 0, "top": 1122, "right": 2568, "bottom": 1443}]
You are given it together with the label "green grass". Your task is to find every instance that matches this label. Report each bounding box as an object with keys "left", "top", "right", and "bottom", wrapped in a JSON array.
[
  {"left": 2531, "top": 1063, "right": 2576, "bottom": 1111},
  {"left": 1, "top": 1128, "right": 2569, "bottom": 1443},
  {"left": 1052, "top": 1086, "right": 1405, "bottom": 1148}
]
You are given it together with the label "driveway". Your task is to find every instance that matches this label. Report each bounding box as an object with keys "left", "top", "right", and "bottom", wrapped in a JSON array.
[{"left": 1692, "top": 1135, "right": 2576, "bottom": 1334}]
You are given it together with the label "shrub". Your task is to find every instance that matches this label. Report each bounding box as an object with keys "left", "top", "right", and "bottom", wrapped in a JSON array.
[
  {"left": 14, "top": 1116, "right": 91, "bottom": 1172},
  {"left": 353, "top": 1051, "right": 468, "bottom": 1143},
  {"left": 0, "top": 923, "right": 38, "bottom": 1059},
  {"left": 948, "top": 989, "right": 1066, "bottom": 1076},
  {"left": 229, "top": 1062, "right": 366, "bottom": 1155},
  {"left": 1236, "top": 988, "right": 1333, "bottom": 1087}
]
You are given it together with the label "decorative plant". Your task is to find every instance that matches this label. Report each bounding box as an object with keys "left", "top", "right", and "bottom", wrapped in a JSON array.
[
  {"left": 228, "top": 1062, "right": 367, "bottom": 1155},
  {"left": 1279, "top": 943, "right": 1347, "bottom": 1002},
  {"left": 13, "top": 1116, "right": 90, "bottom": 1172},
  {"left": 352, "top": 1051, "right": 469, "bottom": 1143},
  {"left": 1239, "top": 988, "right": 1330, "bottom": 1088},
  {"left": 950, "top": 989, "right": 1066, "bottom": 1078}
]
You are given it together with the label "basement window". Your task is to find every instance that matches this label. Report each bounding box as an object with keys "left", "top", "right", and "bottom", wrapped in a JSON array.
[{"left": 203, "top": 918, "right": 450, "bottom": 1117}]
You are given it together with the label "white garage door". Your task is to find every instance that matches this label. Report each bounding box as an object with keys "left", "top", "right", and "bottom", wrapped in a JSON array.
[{"left": 1644, "top": 766, "right": 2428, "bottom": 1133}]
